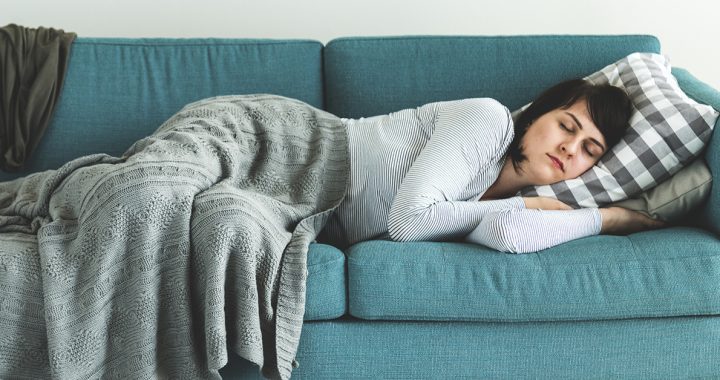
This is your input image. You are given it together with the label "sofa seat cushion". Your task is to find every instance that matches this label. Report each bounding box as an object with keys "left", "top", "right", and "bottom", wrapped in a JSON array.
[
  {"left": 304, "top": 243, "right": 346, "bottom": 320},
  {"left": 347, "top": 227, "right": 720, "bottom": 322}
]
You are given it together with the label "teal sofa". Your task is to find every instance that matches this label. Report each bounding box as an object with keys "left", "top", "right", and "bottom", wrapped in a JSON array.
[{"left": 3, "top": 35, "right": 720, "bottom": 379}]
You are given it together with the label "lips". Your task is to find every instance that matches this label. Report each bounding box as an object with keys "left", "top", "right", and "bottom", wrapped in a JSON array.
[{"left": 547, "top": 154, "right": 564, "bottom": 172}]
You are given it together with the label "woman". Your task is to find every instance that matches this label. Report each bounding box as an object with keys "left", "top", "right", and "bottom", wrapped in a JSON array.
[{"left": 319, "top": 79, "right": 666, "bottom": 252}]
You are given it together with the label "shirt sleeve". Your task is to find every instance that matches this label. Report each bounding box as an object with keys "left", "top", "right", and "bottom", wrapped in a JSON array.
[
  {"left": 464, "top": 207, "right": 603, "bottom": 254},
  {"left": 387, "top": 97, "right": 518, "bottom": 242}
]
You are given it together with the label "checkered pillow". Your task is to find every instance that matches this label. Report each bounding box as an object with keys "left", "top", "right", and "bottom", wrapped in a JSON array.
[{"left": 518, "top": 52, "right": 719, "bottom": 208}]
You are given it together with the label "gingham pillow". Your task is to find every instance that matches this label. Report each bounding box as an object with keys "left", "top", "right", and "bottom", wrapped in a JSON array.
[{"left": 518, "top": 52, "right": 719, "bottom": 208}]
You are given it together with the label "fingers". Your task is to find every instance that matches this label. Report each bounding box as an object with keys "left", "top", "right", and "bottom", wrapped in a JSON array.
[
  {"left": 651, "top": 219, "right": 668, "bottom": 229},
  {"left": 633, "top": 210, "right": 667, "bottom": 231}
]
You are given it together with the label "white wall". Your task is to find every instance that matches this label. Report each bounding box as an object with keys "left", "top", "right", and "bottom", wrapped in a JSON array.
[{"left": 4, "top": 0, "right": 718, "bottom": 89}]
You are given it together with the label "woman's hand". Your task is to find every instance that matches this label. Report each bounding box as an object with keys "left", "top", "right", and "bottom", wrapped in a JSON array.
[
  {"left": 522, "top": 196, "right": 573, "bottom": 211},
  {"left": 599, "top": 206, "right": 667, "bottom": 235}
]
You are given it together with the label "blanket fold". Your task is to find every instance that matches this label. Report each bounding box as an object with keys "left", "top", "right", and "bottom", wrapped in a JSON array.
[
  {"left": 0, "top": 23, "right": 76, "bottom": 172},
  {"left": 0, "top": 94, "right": 349, "bottom": 379}
]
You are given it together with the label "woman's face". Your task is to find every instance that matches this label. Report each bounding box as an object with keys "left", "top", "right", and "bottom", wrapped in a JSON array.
[{"left": 518, "top": 98, "right": 607, "bottom": 185}]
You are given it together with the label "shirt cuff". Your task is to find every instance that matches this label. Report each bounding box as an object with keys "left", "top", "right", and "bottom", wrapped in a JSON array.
[
  {"left": 510, "top": 196, "right": 526, "bottom": 209},
  {"left": 590, "top": 208, "right": 603, "bottom": 235}
]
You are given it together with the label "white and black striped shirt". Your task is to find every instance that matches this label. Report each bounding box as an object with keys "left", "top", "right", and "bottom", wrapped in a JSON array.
[{"left": 320, "top": 98, "right": 602, "bottom": 253}]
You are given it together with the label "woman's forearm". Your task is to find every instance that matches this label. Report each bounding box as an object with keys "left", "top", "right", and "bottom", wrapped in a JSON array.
[
  {"left": 465, "top": 208, "right": 602, "bottom": 253},
  {"left": 388, "top": 196, "right": 526, "bottom": 242}
]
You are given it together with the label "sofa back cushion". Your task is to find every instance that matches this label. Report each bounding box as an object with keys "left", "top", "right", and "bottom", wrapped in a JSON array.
[
  {"left": 323, "top": 35, "right": 661, "bottom": 118},
  {"left": 0, "top": 38, "right": 324, "bottom": 182}
]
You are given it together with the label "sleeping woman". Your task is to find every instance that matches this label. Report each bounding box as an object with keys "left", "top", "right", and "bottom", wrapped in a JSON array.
[{"left": 319, "top": 78, "right": 666, "bottom": 252}]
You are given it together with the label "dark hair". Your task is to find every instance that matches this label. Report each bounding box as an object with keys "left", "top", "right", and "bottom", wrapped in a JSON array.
[{"left": 508, "top": 78, "right": 632, "bottom": 171}]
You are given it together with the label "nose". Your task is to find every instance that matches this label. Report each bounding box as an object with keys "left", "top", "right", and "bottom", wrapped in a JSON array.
[{"left": 560, "top": 138, "right": 580, "bottom": 156}]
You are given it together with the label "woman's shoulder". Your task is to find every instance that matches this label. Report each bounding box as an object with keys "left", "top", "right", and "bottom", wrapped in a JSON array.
[
  {"left": 430, "top": 97, "right": 515, "bottom": 151},
  {"left": 434, "top": 98, "right": 512, "bottom": 129},
  {"left": 429, "top": 97, "right": 509, "bottom": 113}
]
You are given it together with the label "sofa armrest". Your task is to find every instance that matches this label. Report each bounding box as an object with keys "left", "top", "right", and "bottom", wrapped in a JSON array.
[{"left": 672, "top": 67, "right": 720, "bottom": 234}]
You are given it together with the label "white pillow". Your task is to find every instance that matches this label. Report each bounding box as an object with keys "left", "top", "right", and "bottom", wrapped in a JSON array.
[{"left": 518, "top": 52, "right": 719, "bottom": 208}]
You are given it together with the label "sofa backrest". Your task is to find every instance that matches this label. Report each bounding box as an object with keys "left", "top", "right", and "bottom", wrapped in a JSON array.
[
  {"left": 323, "top": 35, "right": 661, "bottom": 118},
  {"left": 672, "top": 68, "right": 720, "bottom": 233},
  {"left": 0, "top": 38, "right": 324, "bottom": 182}
]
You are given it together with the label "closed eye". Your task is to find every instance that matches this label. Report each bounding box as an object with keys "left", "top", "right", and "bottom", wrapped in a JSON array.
[
  {"left": 585, "top": 144, "right": 595, "bottom": 157},
  {"left": 563, "top": 123, "right": 599, "bottom": 157}
]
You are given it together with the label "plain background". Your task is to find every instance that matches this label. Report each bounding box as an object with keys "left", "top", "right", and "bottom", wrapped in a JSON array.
[{"left": 3, "top": 0, "right": 718, "bottom": 89}]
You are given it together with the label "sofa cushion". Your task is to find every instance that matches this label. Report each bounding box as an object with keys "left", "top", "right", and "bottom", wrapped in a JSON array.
[
  {"left": 347, "top": 227, "right": 720, "bottom": 322},
  {"left": 324, "top": 35, "right": 660, "bottom": 118},
  {"left": 0, "top": 38, "right": 324, "bottom": 182},
  {"left": 304, "top": 243, "right": 346, "bottom": 320},
  {"left": 609, "top": 157, "right": 712, "bottom": 222}
]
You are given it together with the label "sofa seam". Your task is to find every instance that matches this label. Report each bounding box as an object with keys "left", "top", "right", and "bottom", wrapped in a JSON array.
[
  {"left": 348, "top": 308, "right": 720, "bottom": 323},
  {"left": 74, "top": 39, "right": 323, "bottom": 47},
  {"left": 346, "top": 239, "right": 720, "bottom": 268},
  {"left": 325, "top": 34, "right": 659, "bottom": 48}
]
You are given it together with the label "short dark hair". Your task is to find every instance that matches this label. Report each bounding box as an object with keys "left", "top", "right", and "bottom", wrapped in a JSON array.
[{"left": 508, "top": 79, "right": 632, "bottom": 171}]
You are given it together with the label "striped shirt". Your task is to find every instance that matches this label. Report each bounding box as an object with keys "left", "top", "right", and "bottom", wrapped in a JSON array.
[{"left": 319, "top": 98, "right": 602, "bottom": 253}]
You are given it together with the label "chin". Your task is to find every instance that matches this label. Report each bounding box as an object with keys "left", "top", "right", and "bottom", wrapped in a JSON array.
[
  {"left": 539, "top": 178, "right": 560, "bottom": 186},
  {"left": 538, "top": 169, "right": 561, "bottom": 185}
]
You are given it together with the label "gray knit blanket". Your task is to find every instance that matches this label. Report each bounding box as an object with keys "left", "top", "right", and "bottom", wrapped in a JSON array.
[{"left": 0, "top": 94, "right": 349, "bottom": 379}]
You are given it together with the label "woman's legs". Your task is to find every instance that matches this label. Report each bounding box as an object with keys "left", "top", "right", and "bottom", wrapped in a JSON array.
[{"left": 0, "top": 232, "right": 50, "bottom": 377}]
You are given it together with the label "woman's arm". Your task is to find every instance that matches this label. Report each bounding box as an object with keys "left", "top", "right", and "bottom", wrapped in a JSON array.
[
  {"left": 387, "top": 98, "right": 516, "bottom": 241},
  {"left": 465, "top": 203, "right": 666, "bottom": 254},
  {"left": 465, "top": 207, "right": 602, "bottom": 253}
]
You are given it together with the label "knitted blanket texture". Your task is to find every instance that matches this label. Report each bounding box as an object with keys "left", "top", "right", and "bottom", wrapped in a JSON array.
[{"left": 0, "top": 94, "right": 349, "bottom": 379}]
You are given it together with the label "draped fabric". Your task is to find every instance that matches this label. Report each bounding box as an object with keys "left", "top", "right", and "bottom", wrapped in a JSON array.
[
  {"left": 0, "top": 23, "right": 76, "bottom": 172},
  {"left": 0, "top": 95, "right": 349, "bottom": 379}
]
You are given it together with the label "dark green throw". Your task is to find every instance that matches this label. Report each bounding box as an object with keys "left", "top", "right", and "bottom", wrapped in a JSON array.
[{"left": 0, "top": 23, "right": 76, "bottom": 172}]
